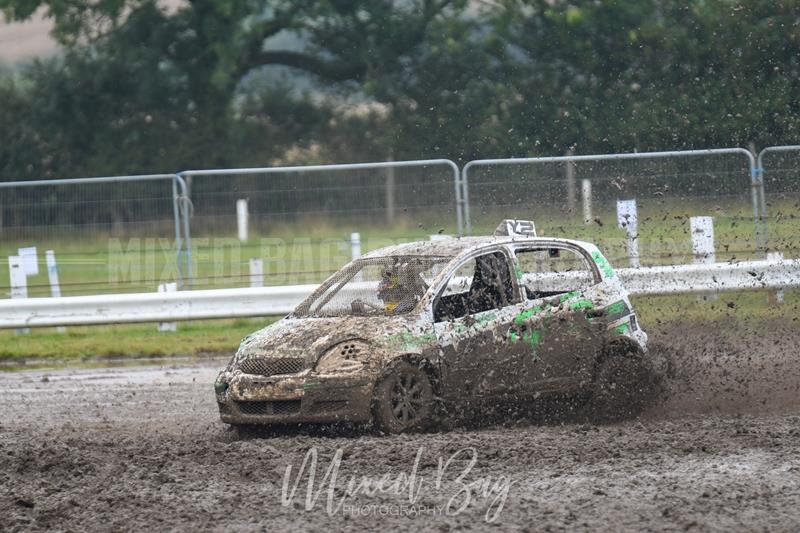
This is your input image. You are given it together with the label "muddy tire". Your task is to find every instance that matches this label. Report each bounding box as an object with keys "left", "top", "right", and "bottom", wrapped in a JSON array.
[
  {"left": 589, "top": 352, "right": 656, "bottom": 422},
  {"left": 372, "top": 361, "right": 434, "bottom": 434}
]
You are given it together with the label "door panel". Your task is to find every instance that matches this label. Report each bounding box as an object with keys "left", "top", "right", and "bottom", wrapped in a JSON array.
[
  {"left": 509, "top": 247, "right": 602, "bottom": 393},
  {"left": 434, "top": 250, "right": 524, "bottom": 399},
  {"left": 510, "top": 294, "right": 600, "bottom": 391}
]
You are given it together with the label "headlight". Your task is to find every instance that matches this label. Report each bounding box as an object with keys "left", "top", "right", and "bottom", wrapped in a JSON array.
[{"left": 316, "top": 340, "right": 370, "bottom": 374}]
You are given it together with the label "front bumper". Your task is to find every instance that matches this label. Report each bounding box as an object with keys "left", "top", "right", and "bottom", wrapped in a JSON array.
[{"left": 215, "top": 371, "right": 375, "bottom": 425}]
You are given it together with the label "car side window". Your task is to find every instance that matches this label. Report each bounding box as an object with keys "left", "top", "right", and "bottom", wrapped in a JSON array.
[
  {"left": 514, "top": 248, "right": 596, "bottom": 300},
  {"left": 434, "top": 251, "right": 517, "bottom": 322}
]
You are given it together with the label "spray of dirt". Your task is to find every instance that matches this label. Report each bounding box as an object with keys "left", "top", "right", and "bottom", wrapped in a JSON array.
[{"left": 645, "top": 316, "right": 800, "bottom": 418}]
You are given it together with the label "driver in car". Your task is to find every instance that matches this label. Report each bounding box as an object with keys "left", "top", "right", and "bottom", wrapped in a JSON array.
[{"left": 378, "top": 262, "right": 428, "bottom": 314}]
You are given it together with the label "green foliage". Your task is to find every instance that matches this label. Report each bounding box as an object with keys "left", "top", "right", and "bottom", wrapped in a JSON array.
[
  {"left": 491, "top": 0, "right": 800, "bottom": 153},
  {"left": 0, "top": 0, "right": 799, "bottom": 178}
]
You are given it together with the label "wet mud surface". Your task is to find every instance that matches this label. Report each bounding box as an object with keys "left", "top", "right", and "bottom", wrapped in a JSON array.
[{"left": 2, "top": 319, "right": 800, "bottom": 531}]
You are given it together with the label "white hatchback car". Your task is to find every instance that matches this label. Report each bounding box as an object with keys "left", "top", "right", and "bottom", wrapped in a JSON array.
[{"left": 215, "top": 220, "right": 651, "bottom": 433}]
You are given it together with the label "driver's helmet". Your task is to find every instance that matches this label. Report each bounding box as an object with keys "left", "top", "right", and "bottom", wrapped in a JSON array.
[
  {"left": 377, "top": 261, "right": 427, "bottom": 314},
  {"left": 377, "top": 264, "right": 403, "bottom": 313}
]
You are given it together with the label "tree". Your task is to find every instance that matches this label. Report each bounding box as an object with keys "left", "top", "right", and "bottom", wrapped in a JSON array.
[
  {"left": 0, "top": 1, "right": 464, "bottom": 108},
  {"left": 493, "top": 0, "right": 800, "bottom": 153}
]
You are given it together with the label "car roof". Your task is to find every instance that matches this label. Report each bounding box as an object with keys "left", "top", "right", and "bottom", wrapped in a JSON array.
[{"left": 360, "top": 236, "right": 596, "bottom": 260}]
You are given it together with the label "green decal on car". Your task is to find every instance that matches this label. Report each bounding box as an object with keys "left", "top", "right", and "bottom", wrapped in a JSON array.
[
  {"left": 602, "top": 300, "right": 630, "bottom": 322},
  {"left": 591, "top": 251, "right": 615, "bottom": 278},
  {"left": 615, "top": 323, "right": 630, "bottom": 335},
  {"left": 383, "top": 331, "right": 437, "bottom": 349},
  {"left": 523, "top": 329, "right": 542, "bottom": 348},
  {"left": 303, "top": 381, "right": 322, "bottom": 391},
  {"left": 450, "top": 312, "right": 498, "bottom": 336},
  {"left": 507, "top": 327, "right": 543, "bottom": 360},
  {"left": 569, "top": 299, "right": 594, "bottom": 311},
  {"left": 453, "top": 323, "right": 469, "bottom": 334},
  {"left": 559, "top": 290, "right": 581, "bottom": 303},
  {"left": 606, "top": 300, "right": 626, "bottom": 315},
  {"left": 514, "top": 306, "right": 541, "bottom": 326},
  {"left": 514, "top": 263, "right": 524, "bottom": 280},
  {"left": 475, "top": 312, "right": 497, "bottom": 326}
]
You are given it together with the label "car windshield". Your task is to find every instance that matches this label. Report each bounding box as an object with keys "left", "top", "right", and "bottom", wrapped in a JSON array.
[{"left": 296, "top": 255, "right": 452, "bottom": 317}]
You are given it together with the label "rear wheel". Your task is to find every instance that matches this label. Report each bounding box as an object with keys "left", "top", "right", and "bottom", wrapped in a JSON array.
[{"left": 372, "top": 361, "right": 434, "bottom": 434}]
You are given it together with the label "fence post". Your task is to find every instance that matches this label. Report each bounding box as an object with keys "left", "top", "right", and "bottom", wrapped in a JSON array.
[
  {"left": 157, "top": 283, "right": 177, "bottom": 332},
  {"left": 237, "top": 199, "right": 249, "bottom": 242},
  {"left": 460, "top": 163, "right": 471, "bottom": 236},
  {"left": 616, "top": 200, "right": 640, "bottom": 267},
  {"left": 690, "top": 216, "right": 716, "bottom": 264},
  {"left": 565, "top": 148, "right": 576, "bottom": 212},
  {"left": 46, "top": 250, "right": 66, "bottom": 333},
  {"left": 249, "top": 258, "right": 264, "bottom": 288},
  {"left": 350, "top": 232, "right": 362, "bottom": 261},
  {"left": 581, "top": 179, "right": 592, "bottom": 225},
  {"left": 767, "top": 251, "right": 785, "bottom": 304},
  {"left": 385, "top": 157, "right": 396, "bottom": 224},
  {"left": 171, "top": 178, "right": 183, "bottom": 289},
  {"left": 9, "top": 256, "right": 29, "bottom": 335},
  {"left": 350, "top": 232, "right": 363, "bottom": 281},
  {"left": 18, "top": 247, "right": 39, "bottom": 276},
  {"left": 690, "top": 216, "right": 717, "bottom": 302}
]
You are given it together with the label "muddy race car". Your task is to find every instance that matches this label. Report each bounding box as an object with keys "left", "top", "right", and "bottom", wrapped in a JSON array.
[{"left": 215, "top": 220, "right": 651, "bottom": 433}]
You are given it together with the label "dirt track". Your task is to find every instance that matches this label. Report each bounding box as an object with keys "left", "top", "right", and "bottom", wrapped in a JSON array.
[{"left": 2, "top": 319, "right": 800, "bottom": 532}]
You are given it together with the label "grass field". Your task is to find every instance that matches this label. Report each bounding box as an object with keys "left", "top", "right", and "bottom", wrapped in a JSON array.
[
  {"left": 1, "top": 195, "right": 798, "bottom": 362},
  {"left": 2, "top": 199, "right": 799, "bottom": 298}
]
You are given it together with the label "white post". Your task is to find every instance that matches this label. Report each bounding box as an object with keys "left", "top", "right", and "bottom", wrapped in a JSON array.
[
  {"left": 690, "top": 217, "right": 716, "bottom": 264},
  {"left": 767, "top": 251, "right": 785, "bottom": 304},
  {"left": 157, "top": 282, "right": 177, "bottom": 332},
  {"left": 45, "top": 250, "right": 66, "bottom": 333},
  {"left": 385, "top": 162, "right": 396, "bottom": 224},
  {"left": 350, "top": 232, "right": 362, "bottom": 261},
  {"left": 565, "top": 148, "right": 576, "bottom": 212},
  {"left": 236, "top": 199, "right": 249, "bottom": 242},
  {"left": 18, "top": 246, "right": 39, "bottom": 276},
  {"left": 581, "top": 179, "right": 592, "bottom": 225},
  {"left": 690, "top": 216, "right": 717, "bottom": 302},
  {"left": 351, "top": 232, "right": 362, "bottom": 281},
  {"left": 249, "top": 258, "right": 264, "bottom": 288},
  {"left": 9, "top": 256, "right": 29, "bottom": 334},
  {"left": 616, "top": 199, "right": 640, "bottom": 268}
]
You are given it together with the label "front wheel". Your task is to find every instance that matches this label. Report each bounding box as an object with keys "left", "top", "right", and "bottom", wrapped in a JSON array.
[{"left": 372, "top": 361, "right": 434, "bottom": 434}]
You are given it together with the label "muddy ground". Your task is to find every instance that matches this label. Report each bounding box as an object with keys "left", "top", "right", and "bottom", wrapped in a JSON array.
[{"left": 2, "top": 318, "right": 800, "bottom": 532}]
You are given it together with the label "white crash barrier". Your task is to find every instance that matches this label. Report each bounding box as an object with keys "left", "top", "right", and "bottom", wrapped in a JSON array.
[
  {"left": 619, "top": 258, "right": 800, "bottom": 295},
  {"left": 0, "top": 258, "right": 798, "bottom": 328},
  {"left": 0, "top": 284, "right": 318, "bottom": 328}
]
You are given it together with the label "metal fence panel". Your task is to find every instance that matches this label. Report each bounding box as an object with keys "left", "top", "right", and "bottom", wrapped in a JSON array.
[
  {"left": 462, "top": 149, "right": 759, "bottom": 266},
  {"left": 758, "top": 145, "right": 800, "bottom": 259},
  {"left": 0, "top": 174, "right": 189, "bottom": 297},
  {"left": 178, "top": 160, "right": 461, "bottom": 289}
]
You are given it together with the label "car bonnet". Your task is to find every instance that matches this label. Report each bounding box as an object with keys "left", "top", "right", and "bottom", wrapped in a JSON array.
[{"left": 233, "top": 314, "right": 434, "bottom": 365}]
